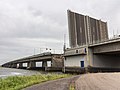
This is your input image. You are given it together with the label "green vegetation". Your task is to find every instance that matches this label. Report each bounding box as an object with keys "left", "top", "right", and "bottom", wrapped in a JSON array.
[
  {"left": 69, "top": 83, "right": 75, "bottom": 90},
  {"left": 0, "top": 74, "right": 71, "bottom": 90}
]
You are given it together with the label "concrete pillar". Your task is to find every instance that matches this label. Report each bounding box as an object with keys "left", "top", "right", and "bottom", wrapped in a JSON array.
[
  {"left": 27, "top": 62, "right": 30, "bottom": 67},
  {"left": 42, "top": 61, "right": 47, "bottom": 67},
  {"left": 87, "top": 48, "right": 94, "bottom": 67},
  {"left": 6, "top": 64, "right": 9, "bottom": 68},
  {"left": 18, "top": 63, "right": 23, "bottom": 68},
  {"left": 11, "top": 63, "right": 17, "bottom": 68},
  {"left": 27, "top": 61, "right": 36, "bottom": 69},
  {"left": 9, "top": 64, "right": 12, "bottom": 68},
  {"left": 42, "top": 61, "right": 47, "bottom": 71}
]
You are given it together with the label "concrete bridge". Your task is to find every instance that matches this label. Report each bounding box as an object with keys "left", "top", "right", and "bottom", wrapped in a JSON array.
[
  {"left": 2, "top": 39, "right": 120, "bottom": 73},
  {"left": 89, "top": 38, "right": 120, "bottom": 69},
  {"left": 90, "top": 38, "right": 120, "bottom": 54},
  {"left": 2, "top": 52, "right": 63, "bottom": 71},
  {"left": 64, "top": 38, "right": 120, "bottom": 73}
]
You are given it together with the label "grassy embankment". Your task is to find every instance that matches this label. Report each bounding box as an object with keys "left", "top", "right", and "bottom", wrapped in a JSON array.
[{"left": 0, "top": 74, "right": 71, "bottom": 90}]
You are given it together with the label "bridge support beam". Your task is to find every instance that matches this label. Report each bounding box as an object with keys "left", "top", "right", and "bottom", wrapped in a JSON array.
[
  {"left": 9, "top": 64, "right": 12, "bottom": 68},
  {"left": 87, "top": 48, "right": 94, "bottom": 67},
  {"left": 27, "top": 61, "right": 36, "bottom": 69},
  {"left": 11, "top": 63, "right": 17, "bottom": 68},
  {"left": 42, "top": 61, "right": 47, "bottom": 71},
  {"left": 4, "top": 64, "right": 9, "bottom": 68},
  {"left": 42, "top": 61, "right": 47, "bottom": 67},
  {"left": 17, "top": 63, "right": 23, "bottom": 69}
]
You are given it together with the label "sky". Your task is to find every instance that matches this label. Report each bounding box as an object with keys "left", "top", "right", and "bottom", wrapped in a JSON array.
[{"left": 0, "top": 0, "right": 120, "bottom": 65}]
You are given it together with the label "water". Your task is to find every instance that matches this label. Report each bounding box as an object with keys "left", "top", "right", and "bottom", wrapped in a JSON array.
[{"left": 0, "top": 67, "right": 42, "bottom": 78}]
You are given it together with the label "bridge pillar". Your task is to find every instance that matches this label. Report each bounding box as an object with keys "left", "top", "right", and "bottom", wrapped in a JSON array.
[
  {"left": 42, "top": 61, "right": 47, "bottom": 67},
  {"left": 42, "top": 61, "right": 47, "bottom": 71},
  {"left": 4, "top": 64, "right": 10, "bottom": 68},
  {"left": 17, "top": 63, "right": 23, "bottom": 68},
  {"left": 27, "top": 61, "right": 36, "bottom": 69},
  {"left": 87, "top": 48, "right": 94, "bottom": 67},
  {"left": 9, "top": 64, "right": 12, "bottom": 68},
  {"left": 3, "top": 64, "right": 8, "bottom": 68},
  {"left": 11, "top": 63, "right": 17, "bottom": 68}
]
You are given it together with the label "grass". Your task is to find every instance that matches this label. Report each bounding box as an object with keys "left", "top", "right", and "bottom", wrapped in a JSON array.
[
  {"left": 69, "top": 84, "right": 75, "bottom": 90},
  {"left": 0, "top": 74, "right": 71, "bottom": 90}
]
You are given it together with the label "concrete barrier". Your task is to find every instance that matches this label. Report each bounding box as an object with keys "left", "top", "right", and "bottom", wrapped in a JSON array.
[
  {"left": 64, "top": 67, "right": 86, "bottom": 74},
  {"left": 88, "top": 67, "right": 120, "bottom": 73},
  {"left": 45, "top": 67, "right": 62, "bottom": 72}
]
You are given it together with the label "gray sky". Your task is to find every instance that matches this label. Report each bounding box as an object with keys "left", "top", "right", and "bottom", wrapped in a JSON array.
[{"left": 0, "top": 0, "right": 120, "bottom": 65}]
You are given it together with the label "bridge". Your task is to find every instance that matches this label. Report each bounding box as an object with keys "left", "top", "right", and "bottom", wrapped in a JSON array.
[
  {"left": 64, "top": 38, "right": 120, "bottom": 73},
  {"left": 2, "top": 39, "right": 120, "bottom": 73},
  {"left": 90, "top": 38, "right": 120, "bottom": 54},
  {"left": 2, "top": 9, "right": 120, "bottom": 73},
  {"left": 88, "top": 38, "right": 120, "bottom": 69},
  {"left": 2, "top": 52, "right": 63, "bottom": 71}
]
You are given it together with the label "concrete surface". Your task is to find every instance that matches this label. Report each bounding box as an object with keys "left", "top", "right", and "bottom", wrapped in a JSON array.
[{"left": 76, "top": 73, "right": 120, "bottom": 90}]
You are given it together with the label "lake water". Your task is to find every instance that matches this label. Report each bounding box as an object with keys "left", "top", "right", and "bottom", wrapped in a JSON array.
[{"left": 0, "top": 67, "right": 42, "bottom": 78}]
